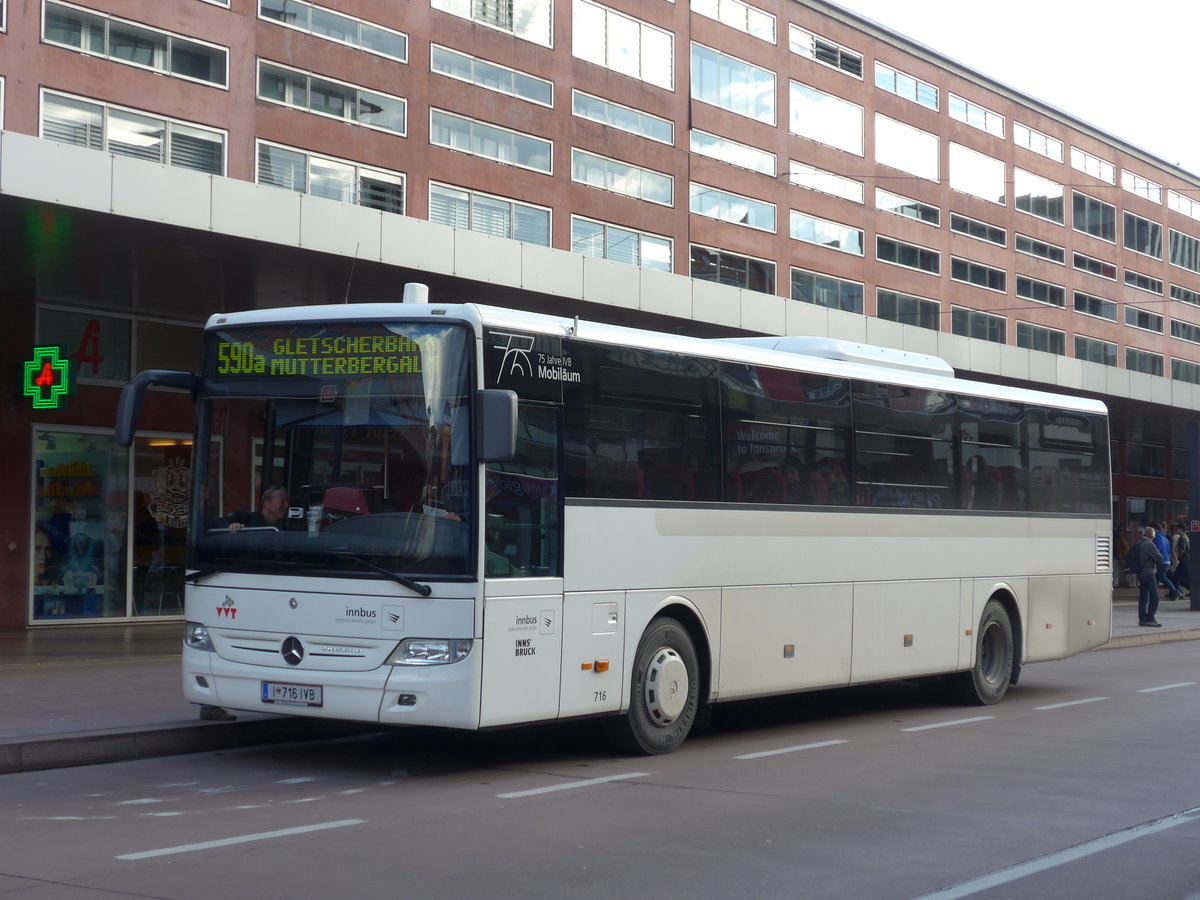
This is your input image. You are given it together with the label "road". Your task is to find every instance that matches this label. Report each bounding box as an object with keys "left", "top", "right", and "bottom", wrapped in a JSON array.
[{"left": 3, "top": 641, "right": 1200, "bottom": 899}]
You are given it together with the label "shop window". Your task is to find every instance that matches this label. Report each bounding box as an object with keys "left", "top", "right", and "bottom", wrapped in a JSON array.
[{"left": 33, "top": 431, "right": 127, "bottom": 620}]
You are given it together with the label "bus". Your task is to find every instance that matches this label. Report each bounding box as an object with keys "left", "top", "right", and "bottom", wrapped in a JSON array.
[{"left": 116, "top": 286, "right": 1113, "bottom": 754}]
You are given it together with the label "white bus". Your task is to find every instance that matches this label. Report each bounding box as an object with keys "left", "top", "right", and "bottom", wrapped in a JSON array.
[{"left": 117, "top": 288, "right": 1113, "bottom": 754}]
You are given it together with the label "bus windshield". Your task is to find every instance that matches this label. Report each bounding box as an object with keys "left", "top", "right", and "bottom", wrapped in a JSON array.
[{"left": 192, "top": 321, "right": 475, "bottom": 580}]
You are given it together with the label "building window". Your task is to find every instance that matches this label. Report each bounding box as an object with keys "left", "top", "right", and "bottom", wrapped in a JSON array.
[
  {"left": 693, "top": 44, "right": 774, "bottom": 123},
  {"left": 259, "top": 60, "right": 406, "bottom": 134},
  {"left": 1074, "top": 291, "right": 1117, "bottom": 322},
  {"left": 876, "top": 289, "right": 939, "bottom": 330},
  {"left": 576, "top": 1, "right": 673, "bottom": 89},
  {"left": 691, "top": 184, "right": 775, "bottom": 232},
  {"left": 571, "top": 216, "right": 671, "bottom": 271},
  {"left": 1013, "top": 122, "right": 1063, "bottom": 162},
  {"left": 1015, "top": 235, "right": 1065, "bottom": 265},
  {"left": 572, "top": 149, "right": 672, "bottom": 204},
  {"left": 949, "top": 93, "right": 1004, "bottom": 137},
  {"left": 950, "top": 213, "right": 1005, "bottom": 246},
  {"left": 1173, "top": 358, "right": 1200, "bottom": 385},
  {"left": 786, "top": 161, "right": 863, "bottom": 203},
  {"left": 790, "top": 211, "right": 862, "bottom": 255},
  {"left": 1127, "top": 443, "right": 1166, "bottom": 477},
  {"left": 876, "top": 189, "right": 939, "bottom": 226},
  {"left": 789, "top": 24, "right": 861, "bottom": 76},
  {"left": 1173, "top": 284, "right": 1200, "bottom": 307},
  {"left": 1016, "top": 276, "right": 1065, "bottom": 308},
  {"left": 1126, "top": 347, "right": 1164, "bottom": 376},
  {"left": 1169, "top": 190, "right": 1200, "bottom": 223},
  {"left": 1169, "top": 229, "right": 1200, "bottom": 275},
  {"left": 877, "top": 236, "right": 939, "bottom": 274},
  {"left": 690, "top": 245, "right": 775, "bottom": 294},
  {"left": 874, "top": 114, "right": 937, "bottom": 181},
  {"left": 952, "top": 307, "right": 1005, "bottom": 343},
  {"left": 579, "top": 92, "right": 672, "bottom": 143},
  {"left": 874, "top": 61, "right": 937, "bottom": 109},
  {"left": 1073, "top": 191, "right": 1116, "bottom": 242},
  {"left": 949, "top": 143, "right": 1004, "bottom": 204},
  {"left": 1124, "top": 212, "right": 1163, "bottom": 259},
  {"left": 42, "top": 90, "right": 226, "bottom": 175},
  {"left": 1014, "top": 168, "right": 1064, "bottom": 224},
  {"left": 257, "top": 141, "right": 404, "bottom": 213},
  {"left": 951, "top": 257, "right": 1006, "bottom": 293},
  {"left": 260, "top": 0, "right": 407, "bottom": 61},
  {"left": 1125, "top": 270, "right": 1163, "bottom": 296},
  {"left": 1017, "top": 322, "right": 1065, "bottom": 355},
  {"left": 791, "top": 268, "right": 863, "bottom": 313},
  {"left": 1122, "top": 170, "right": 1162, "bottom": 204},
  {"left": 432, "top": 0, "right": 552, "bottom": 46},
  {"left": 1071, "top": 147, "right": 1115, "bottom": 184},
  {"left": 44, "top": 1, "right": 228, "bottom": 87},
  {"left": 429, "top": 182, "right": 550, "bottom": 245},
  {"left": 1173, "top": 320, "right": 1200, "bottom": 344},
  {"left": 691, "top": 130, "right": 774, "bottom": 174},
  {"left": 432, "top": 109, "right": 551, "bottom": 173},
  {"left": 1125, "top": 306, "right": 1164, "bottom": 334},
  {"left": 791, "top": 82, "right": 862, "bottom": 155},
  {"left": 1075, "top": 335, "right": 1117, "bottom": 366},
  {"left": 1073, "top": 252, "right": 1117, "bottom": 280},
  {"left": 694, "top": 0, "right": 775, "bottom": 42},
  {"left": 433, "top": 45, "right": 550, "bottom": 105}
]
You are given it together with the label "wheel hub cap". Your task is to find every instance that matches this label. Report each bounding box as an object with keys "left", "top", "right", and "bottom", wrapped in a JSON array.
[{"left": 644, "top": 647, "right": 689, "bottom": 726}]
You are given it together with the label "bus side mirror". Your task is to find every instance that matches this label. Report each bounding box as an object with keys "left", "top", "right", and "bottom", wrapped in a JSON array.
[
  {"left": 477, "top": 389, "right": 517, "bottom": 462},
  {"left": 116, "top": 370, "right": 198, "bottom": 448}
]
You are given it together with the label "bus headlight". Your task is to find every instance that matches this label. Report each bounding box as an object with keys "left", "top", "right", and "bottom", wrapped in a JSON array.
[
  {"left": 184, "top": 622, "right": 213, "bottom": 652},
  {"left": 389, "top": 638, "right": 472, "bottom": 666}
]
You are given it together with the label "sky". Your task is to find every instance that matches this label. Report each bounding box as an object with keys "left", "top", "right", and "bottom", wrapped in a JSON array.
[{"left": 831, "top": 0, "right": 1200, "bottom": 178}]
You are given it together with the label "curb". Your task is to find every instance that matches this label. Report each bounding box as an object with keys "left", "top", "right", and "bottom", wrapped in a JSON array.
[
  {"left": 0, "top": 718, "right": 372, "bottom": 775},
  {"left": 1097, "top": 628, "right": 1200, "bottom": 651}
]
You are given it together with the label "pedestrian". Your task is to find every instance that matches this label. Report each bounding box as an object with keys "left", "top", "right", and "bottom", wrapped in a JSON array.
[
  {"left": 1114, "top": 526, "right": 1133, "bottom": 589},
  {"left": 1154, "top": 522, "right": 1182, "bottom": 600},
  {"left": 1172, "top": 522, "right": 1191, "bottom": 597},
  {"left": 1137, "top": 525, "right": 1164, "bottom": 627}
]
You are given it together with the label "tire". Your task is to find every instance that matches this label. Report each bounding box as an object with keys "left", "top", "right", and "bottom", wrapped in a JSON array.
[
  {"left": 955, "top": 598, "right": 1014, "bottom": 705},
  {"left": 604, "top": 617, "right": 700, "bottom": 755}
]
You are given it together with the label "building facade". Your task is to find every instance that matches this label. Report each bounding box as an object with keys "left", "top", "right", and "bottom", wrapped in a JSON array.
[{"left": 0, "top": 0, "right": 1196, "bottom": 627}]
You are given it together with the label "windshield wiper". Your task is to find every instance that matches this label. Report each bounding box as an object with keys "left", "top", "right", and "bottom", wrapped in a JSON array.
[{"left": 349, "top": 555, "right": 432, "bottom": 597}]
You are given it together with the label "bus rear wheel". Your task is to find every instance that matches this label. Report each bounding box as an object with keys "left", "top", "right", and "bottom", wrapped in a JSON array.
[
  {"left": 605, "top": 617, "right": 699, "bottom": 755},
  {"left": 955, "top": 598, "right": 1014, "bottom": 705}
]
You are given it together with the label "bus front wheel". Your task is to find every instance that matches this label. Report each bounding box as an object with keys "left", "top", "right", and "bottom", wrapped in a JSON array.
[
  {"left": 605, "top": 617, "right": 700, "bottom": 755},
  {"left": 955, "top": 598, "right": 1014, "bottom": 705}
]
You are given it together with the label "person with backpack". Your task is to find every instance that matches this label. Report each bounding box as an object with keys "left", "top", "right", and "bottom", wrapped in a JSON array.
[
  {"left": 1172, "top": 522, "right": 1191, "bottom": 597},
  {"left": 1136, "top": 526, "right": 1165, "bottom": 627}
]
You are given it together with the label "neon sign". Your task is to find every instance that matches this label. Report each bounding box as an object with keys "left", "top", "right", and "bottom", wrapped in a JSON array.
[{"left": 23, "top": 346, "right": 73, "bottom": 410}]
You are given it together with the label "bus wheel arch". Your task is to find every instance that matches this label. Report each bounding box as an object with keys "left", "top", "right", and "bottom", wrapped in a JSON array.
[
  {"left": 605, "top": 606, "right": 710, "bottom": 755},
  {"left": 955, "top": 593, "right": 1017, "bottom": 705}
]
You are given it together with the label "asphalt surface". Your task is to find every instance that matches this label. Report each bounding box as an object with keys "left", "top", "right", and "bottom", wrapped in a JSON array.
[{"left": 2, "top": 587, "right": 1198, "bottom": 774}]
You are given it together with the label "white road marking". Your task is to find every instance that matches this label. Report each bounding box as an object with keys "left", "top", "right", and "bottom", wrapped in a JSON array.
[
  {"left": 1137, "top": 682, "right": 1197, "bottom": 693},
  {"left": 735, "top": 739, "right": 849, "bottom": 760},
  {"left": 911, "top": 806, "right": 1200, "bottom": 899},
  {"left": 901, "top": 716, "right": 993, "bottom": 733},
  {"left": 116, "top": 819, "right": 366, "bottom": 861},
  {"left": 496, "top": 773, "right": 649, "bottom": 799},
  {"left": 1034, "top": 697, "right": 1107, "bottom": 710}
]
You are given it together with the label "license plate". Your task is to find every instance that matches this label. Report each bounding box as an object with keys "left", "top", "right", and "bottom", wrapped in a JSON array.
[{"left": 261, "top": 681, "right": 323, "bottom": 707}]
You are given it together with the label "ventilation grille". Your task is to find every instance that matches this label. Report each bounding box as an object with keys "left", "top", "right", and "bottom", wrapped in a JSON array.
[{"left": 1096, "top": 533, "right": 1112, "bottom": 572}]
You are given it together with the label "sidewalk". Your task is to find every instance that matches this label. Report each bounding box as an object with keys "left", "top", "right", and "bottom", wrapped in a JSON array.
[{"left": 2, "top": 589, "right": 1199, "bottom": 775}]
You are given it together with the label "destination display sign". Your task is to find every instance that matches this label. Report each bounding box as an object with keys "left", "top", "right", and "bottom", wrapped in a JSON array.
[{"left": 210, "top": 327, "right": 425, "bottom": 379}]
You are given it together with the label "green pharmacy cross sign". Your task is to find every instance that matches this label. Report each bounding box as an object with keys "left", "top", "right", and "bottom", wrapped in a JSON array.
[{"left": 23, "top": 346, "right": 73, "bottom": 410}]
